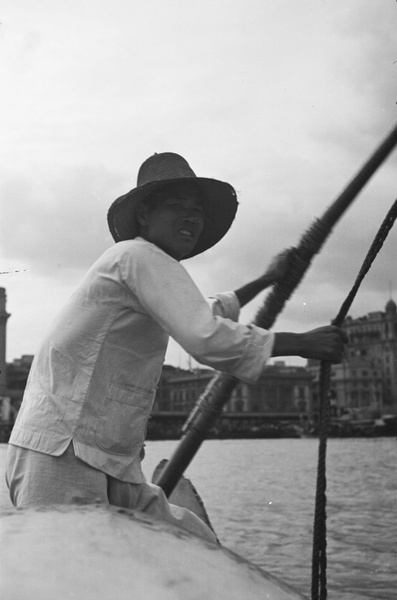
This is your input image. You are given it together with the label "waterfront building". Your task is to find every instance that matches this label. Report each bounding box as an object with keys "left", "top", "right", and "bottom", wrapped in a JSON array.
[
  {"left": 154, "top": 361, "right": 312, "bottom": 415},
  {"left": 247, "top": 362, "right": 312, "bottom": 413},
  {"left": 308, "top": 299, "right": 397, "bottom": 416},
  {"left": 0, "top": 289, "right": 22, "bottom": 440},
  {"left": 154, "top": 366, "right": 214, "bottom": 413},
  {"left": 0, "top": 288, "right": 10, "bottom": 396},
  {"left": 6, "top": 355, "right": 34, "bottom": 400}
]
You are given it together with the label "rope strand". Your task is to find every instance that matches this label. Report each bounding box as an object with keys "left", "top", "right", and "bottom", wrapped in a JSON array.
[{"left": 311, "top": 198, "right": 397, "bottom": 600}]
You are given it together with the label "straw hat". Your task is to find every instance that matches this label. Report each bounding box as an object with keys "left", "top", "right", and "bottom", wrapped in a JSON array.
[{"left": 107, "top": 152, "right": 238, "bottom": 259}]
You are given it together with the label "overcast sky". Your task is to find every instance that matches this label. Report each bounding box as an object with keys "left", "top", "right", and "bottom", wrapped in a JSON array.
[{"left": 0, "top": 0, "right": 396, "bottom": 368}]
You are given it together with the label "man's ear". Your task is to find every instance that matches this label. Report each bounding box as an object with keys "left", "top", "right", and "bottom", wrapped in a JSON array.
[{"left": 136, "top": 202, "right": 148, "bottom": 227}]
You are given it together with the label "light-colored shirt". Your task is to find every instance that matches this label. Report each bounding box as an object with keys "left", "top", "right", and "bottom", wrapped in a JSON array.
[{"left": 10, "top": 238, "right": 274, "bottom": 482}]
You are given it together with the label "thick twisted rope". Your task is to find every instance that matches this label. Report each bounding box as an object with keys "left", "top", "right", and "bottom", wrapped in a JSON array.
[{"left": 311, "top": 198, "right": 397, "bottom": 600}]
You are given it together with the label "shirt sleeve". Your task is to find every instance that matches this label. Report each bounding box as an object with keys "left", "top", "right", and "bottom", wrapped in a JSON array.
[{"left": 119, "top": 242, "right": 275, "bottom": 384}]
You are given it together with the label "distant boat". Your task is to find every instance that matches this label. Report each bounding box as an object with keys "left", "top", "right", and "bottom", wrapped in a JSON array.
[{"left": 373, "top": 414, "right": 397, "bottom": 436}]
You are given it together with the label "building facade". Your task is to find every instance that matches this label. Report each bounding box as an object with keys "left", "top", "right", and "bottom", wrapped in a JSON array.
[
  {"left": 154, "top": 361, "right": 313, "bottom": 416},
  {"left": 308, "top": 299, "right": 397, "bottom": 416},
  {"left": 0, "top": 288, "right": 10, "bottom": 395}
]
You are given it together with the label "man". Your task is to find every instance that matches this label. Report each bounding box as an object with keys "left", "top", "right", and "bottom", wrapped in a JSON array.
[{"left": 6, "top": 152, "right": 347, "bottom": 542}]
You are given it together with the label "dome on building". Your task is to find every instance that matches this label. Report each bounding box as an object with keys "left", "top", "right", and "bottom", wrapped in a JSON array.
[{"left": 385, "top": 298, "right": 397, "bottom": 315}]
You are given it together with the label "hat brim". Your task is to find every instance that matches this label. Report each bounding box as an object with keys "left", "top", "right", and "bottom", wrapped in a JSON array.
[{"left": 107, "top": 177, "right": 238, "bottom": 259}]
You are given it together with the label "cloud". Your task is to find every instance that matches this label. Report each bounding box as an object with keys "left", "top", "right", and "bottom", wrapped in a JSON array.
[
  {"left": 0, "top": 165, "right": 121, "bottom": 276},
  {"left": 1, "top": 0, "right": 396, "bottom": 366},
  {"left": 309, "top": 0, "right": 397, "bottom": 147}
]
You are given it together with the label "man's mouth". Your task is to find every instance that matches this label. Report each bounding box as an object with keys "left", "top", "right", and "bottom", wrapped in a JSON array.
[{"left": 178, "top": 228, "right": 194, "bottom": 238}]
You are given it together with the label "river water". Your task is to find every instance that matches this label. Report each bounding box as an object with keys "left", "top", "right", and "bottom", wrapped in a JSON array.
[{"left": 0, "top": 438, "right": 395, "bottom": 599}]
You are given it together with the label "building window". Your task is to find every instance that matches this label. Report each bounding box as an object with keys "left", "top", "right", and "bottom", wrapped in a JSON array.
[{"left": 234, "top": 399, "right": 244, "bottom": 412}]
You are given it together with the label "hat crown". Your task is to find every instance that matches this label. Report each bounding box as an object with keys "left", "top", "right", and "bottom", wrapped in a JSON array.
[{"left": 137, "top": 153, "right": 196, "bottom": 187}]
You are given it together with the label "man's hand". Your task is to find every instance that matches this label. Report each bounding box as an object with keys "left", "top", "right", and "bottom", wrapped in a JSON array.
[
  {"left": 234, "top": 248, "right": 295, "bottom": 307},
  {"left": 297, "top": 326, "right": 349, "bottom": 363},
  {"left": 273, "top": 326, "right": 349, "bottom": 363},
  {"left": 261, "top": 248, "right": 294, "bottom": 284}
]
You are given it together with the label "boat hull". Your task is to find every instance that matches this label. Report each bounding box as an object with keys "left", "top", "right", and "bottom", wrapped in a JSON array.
[{"left": 0, "top": 504, "right": 306, "bottom": 599}]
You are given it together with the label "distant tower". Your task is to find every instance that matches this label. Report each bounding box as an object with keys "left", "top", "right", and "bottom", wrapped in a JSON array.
[
  {"left": 385, "top": 297, "right": 397, "bottom": 319},
  {"left": 0, "top": 288, "right": 11, "bottom": 394}
]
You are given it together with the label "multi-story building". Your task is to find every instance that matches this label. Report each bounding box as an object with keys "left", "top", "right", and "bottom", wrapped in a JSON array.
[
  {"left": 247, "top": 362, "right": 312, "bottom": 413},
  {"left": 154, "top": 367, "right": 214, "bottom": 413},
  {"left": 149, "top": 361, "right": 312, "bottom": 438},
  {"left": 0, "top": 288, "right": 10, "bottom": 396},
  {"left": 155, "top": 361, "right": 313, "bottom": 415},
  {"left": 308, "top": 299, "right": 397, "bottom": 416},
  {"left": 6, "top": 354, "right": 34, "bottom": 397}
]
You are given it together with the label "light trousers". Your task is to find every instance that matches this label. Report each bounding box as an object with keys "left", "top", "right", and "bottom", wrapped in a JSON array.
[{"left": 5, "top": 442, "right": 217, "bottom": 544}]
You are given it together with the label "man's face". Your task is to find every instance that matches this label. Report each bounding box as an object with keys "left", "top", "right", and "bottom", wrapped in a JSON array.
[{"left": 137, "top": 183, "right": 206, "bottom": 260}]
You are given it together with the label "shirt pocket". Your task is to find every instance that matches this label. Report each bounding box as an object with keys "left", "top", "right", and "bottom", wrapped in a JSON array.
[{"left": 95, "top": 383, "right": 154, "bottom": 456}]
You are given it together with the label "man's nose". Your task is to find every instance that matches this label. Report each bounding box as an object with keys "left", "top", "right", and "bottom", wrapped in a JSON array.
[{"left": 183, "top": 212, "right": 202, "bottom": 224}]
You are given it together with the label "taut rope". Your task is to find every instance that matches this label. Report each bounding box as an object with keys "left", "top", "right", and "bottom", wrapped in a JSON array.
[{"left": 311, "top": 198, "right": 397, "bottom": 600}]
